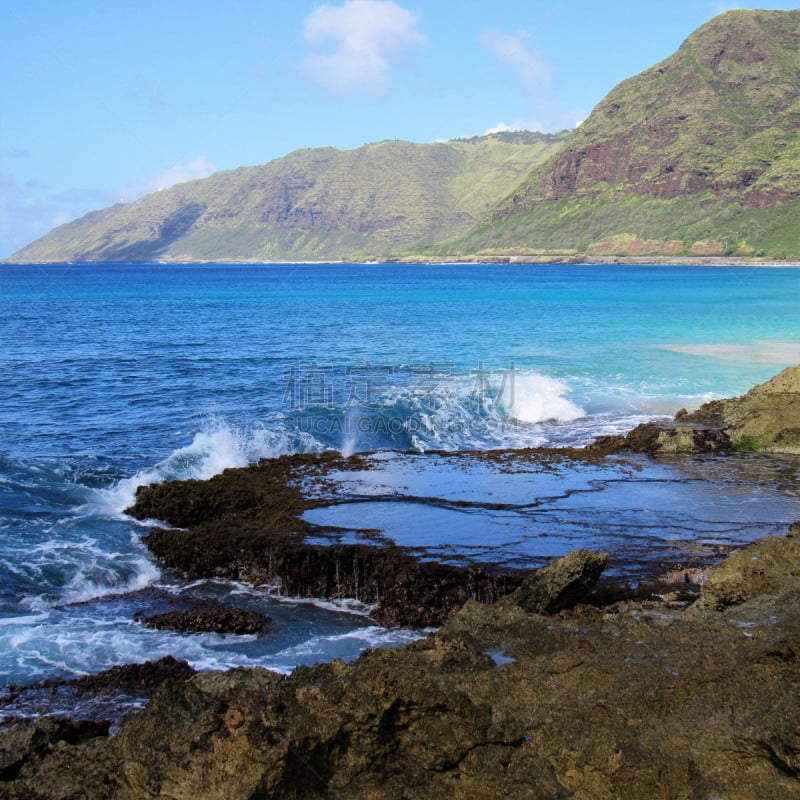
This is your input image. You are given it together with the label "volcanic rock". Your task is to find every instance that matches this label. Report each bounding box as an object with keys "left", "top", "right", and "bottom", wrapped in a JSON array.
[
  {"left": 6, "top": 528, "right": 800, "bottom": 797},
  {"left": 695, "top": 529, "right": 800, "bottom": 611},
  {"left": 503, "top": 548, "right": 608, "bottom": 613},
  {"left": 140, "top": 602, "right": 277, "bottom": 635},
  {"left": 610, "top": 365, "right": 800, "bottom": 454}
]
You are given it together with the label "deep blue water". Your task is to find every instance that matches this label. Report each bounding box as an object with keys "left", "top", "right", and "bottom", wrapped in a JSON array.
[{"left": 0, "top": 262, "right": 798, "bottom": 708}]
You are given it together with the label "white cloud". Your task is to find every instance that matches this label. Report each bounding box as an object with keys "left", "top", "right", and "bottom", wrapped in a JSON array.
[
  {"left": 712, "top": 1, "right": 743, "bottom": 13},
  {"left": 485, "top": 120, "right": 546, "bottom": 136},
  {"left": 117, "top": 154, "right": 218, "bottom": 202},
  {"left": 299, "top": 0, "right": 426, "bottom": 96},
  {"left": 479, "top": 30, "right": 552, "bottom": 94},
  {"left": 480, "top": 28, "right": 583, "bottom": 134},
  {"left": 0, "top": 155, "right": 218, "bottom": 257},
  {"left": 149, "top": 155, "right": 217, "bottom": 192}
]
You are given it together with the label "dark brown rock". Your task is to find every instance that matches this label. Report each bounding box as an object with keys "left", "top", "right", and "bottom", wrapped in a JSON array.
[
  {"left": 128, "top": 454, "right": 525, "bottom": 628},
  {"left": 70, "top": 655, "right": 196, "bottom": 695},
  {"left": 140, "top": 603, "right": 277, "bottom": 635},
  {"left": 6, "top": 532, "right": 800, "bottom": 798},
  {"left": 0, "top": 718, "right": 109, "bottom": 782}
]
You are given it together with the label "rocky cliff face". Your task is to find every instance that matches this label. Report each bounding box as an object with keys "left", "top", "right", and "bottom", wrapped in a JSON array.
[{"left": 496, "top": 9, "right": 800, "bottom": 218}]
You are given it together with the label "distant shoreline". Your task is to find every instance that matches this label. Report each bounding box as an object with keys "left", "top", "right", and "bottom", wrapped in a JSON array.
[{"left": 3, "top": 256, "right": 799, "bottom": 267}]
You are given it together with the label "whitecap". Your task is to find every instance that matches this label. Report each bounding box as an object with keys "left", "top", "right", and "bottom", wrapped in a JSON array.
[
  {"left": 94, "top": 418, "right": 324, "bottom": 514},
  {"left": 496, "top": 372, "right": 585, "bottom": 424}
]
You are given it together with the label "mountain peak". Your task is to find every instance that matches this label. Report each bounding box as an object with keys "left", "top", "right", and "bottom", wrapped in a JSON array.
[
  {"left": 8, "top": 11, "right": 799, "bottom": 264},
  {"left": 495, "top": 9, "right": 800, "bottom": 217}
]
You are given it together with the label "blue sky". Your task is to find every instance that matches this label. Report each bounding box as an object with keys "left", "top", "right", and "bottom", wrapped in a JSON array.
[{"left": 1, "top": 0, "right": 798, "bottom": 257}]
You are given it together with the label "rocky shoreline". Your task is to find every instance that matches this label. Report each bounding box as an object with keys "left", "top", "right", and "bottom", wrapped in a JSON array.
[{"left": 1, "top": 366, "right": 799, "bottom": 798}]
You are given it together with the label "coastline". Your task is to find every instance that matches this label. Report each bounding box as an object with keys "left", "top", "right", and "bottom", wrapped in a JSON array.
[
  {"left": 3, "top": 255, "right": 800, "bottom": 267},
  {"left": 2, "top": 367, "right": 800, "bottom": 798}
]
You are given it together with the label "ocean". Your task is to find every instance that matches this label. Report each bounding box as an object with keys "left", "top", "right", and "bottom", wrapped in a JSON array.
[{"left": 1, "top": 262, "right": 799, "bottom": 718}]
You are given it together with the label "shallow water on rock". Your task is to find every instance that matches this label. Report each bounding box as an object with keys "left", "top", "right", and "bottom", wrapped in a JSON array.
[{"left": 301, "top": 452, "right": 800, "bottom": 577}]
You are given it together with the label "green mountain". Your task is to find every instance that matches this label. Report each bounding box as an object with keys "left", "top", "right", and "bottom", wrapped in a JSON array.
[
  {"left": 10, "top": 9, "right": 800, "bottom": 264},
  {"left": 443, "top": 9, "right": 800, "bottom": 261},
  {"left": 9, "top": 132, "right": 569, "bottom": 263}
]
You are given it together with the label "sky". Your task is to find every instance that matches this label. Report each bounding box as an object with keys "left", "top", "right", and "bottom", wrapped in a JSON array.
[{"left": 1, "top": 0, "right": 798, "bottom": 257}]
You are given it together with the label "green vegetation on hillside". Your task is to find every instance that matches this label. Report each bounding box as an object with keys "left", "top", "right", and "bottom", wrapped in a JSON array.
[
  {"left": 8, "top": 10, "right": 800, "bottom": 265},
  {"left": 496, "top": 9, "right": 800, "bottom": 216},
  {"left": 10, "top": 134, "right": 569, "bottom": 263},
  {"left": 433, "top": 193, "right": 800, "bottom": 260},
  {"left": 486, "top": 6, "right": 800, "bottom": 255}
]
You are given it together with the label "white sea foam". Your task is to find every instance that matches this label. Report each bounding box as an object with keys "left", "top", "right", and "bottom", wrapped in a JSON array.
[
  {"left": 388, "top": 371, "right": 586, "bottom": 451},
  {"left": 497, "top": 373, "right": 585, "bottom": 424},
  {"left": 97, "top": 420, "right": 323, "bottom": 514},
  {"left": 266, "top": 592, "right": 375, "bottom": 617},
  {"left": 267, "top": 626, "right": 424, "bottom": 666},
  {"left": 58, "top": 556, "right": 161, "bottom": 606}
]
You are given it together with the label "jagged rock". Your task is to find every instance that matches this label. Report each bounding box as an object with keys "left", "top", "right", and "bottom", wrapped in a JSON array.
[
  {"left": 69, "top": 655, "right": 196, "bottom": 695},
  {"left": 682, "top": 364, "right": 800, "bottom": 453},
  {"left": 0, "top": 718, "right": 109, "bottom": 782},
  {"left": 614, "top": 365, "right": 800, "bottom": 455},
  {"left": 696, "top": 532, "right": 800, "bottom": 610},
  {"left": 622, "top": 421, "right": 732, "bottom": 454},
  {"left": 7, "top": 535, "right": 800, "bottom": 798},
  {"left": 140, "top": 602, "right": 277, "bottom": 635},
  {"left": 128, "top": 455, "right": 523, "bottom": 628},
  {"left": 8, "top": 371, "right": 799, "bottom": 796},
  {"left": 504, "top": 549, "right": 609, "bottom": 613}
]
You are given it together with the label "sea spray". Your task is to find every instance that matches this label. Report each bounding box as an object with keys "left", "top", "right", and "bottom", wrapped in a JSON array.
[
  {"left": 2, "top": 262, "right": 798, "bottom": 701},
  {"left": 496, "top": 373, "right": 585, "bottom": 424},
  {"left": 98, "top": 419, "right": 324, "bottom": 514}
]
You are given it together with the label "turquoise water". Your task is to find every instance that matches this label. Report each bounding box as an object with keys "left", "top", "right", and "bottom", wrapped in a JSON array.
[{"left": 0, "top": 262, "right": 798, "bottom": 705}]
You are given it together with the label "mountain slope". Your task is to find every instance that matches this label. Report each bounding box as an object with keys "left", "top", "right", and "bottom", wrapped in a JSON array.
[
  {"left": 445, "top": 9, "right": 800, "bottom": 260},
  {"left": 10, "top": 10, "right": 799, "bottom": 264},
  {"left": 9, "top": 133, "right": 569, "bottom": 263}
]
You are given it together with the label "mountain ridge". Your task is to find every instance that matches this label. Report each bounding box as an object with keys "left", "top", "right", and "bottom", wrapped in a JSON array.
[
  {"left": 495, "top": 9, "right": 800, "bottom": 214},
  {"left": 9, "top": 133, "right": 569, "bottom": 263},
  {"left": 433, "top": 8, "right": 800, "bottom": 262},
  {"left": 8, "top": 9, "right": 800, "bottom": 264}
]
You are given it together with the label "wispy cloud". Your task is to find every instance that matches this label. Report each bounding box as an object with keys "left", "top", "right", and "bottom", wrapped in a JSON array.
[
  {"left": 480, "top": 28, "right": 583, "bottom": 134},
  {"left": 480, "top": 29, "right": 553, "bottom": 94},
  {"left": 0, "top": 148, "right": 30, "bottom": 159},
  {"left": 298, "top": 0, "right": 426, "bottom": 96},
  {"left": 484, "top": 120, "right": 545, "bottom": 135},
  {"left": 0, "top": 171, "right": 64, "bottom": 257},
  {"left": 149, "top": 155, "right": 217, "bottom": 192},
  {"left": 117, "top": 154, "right": 218, "bottom": 201},
  {"left": 0, "top": 155, "right": 218, "bottom": 257},
  {"left": 712, "top": 1, "right": 744, "bottom": 14}
]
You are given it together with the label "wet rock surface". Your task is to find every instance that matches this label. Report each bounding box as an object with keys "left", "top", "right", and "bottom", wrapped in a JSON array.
[
  {"left": 4, "top": 534, "right": 800, "bottom": 798},
  {"left": 609, "top": 365, "right": 800, "bottom": 455},
  {"left": 0, "top": 657, "right": 197, "bottom": 737},
  {"left": 139, "top": 601, "right": 278, "bottom": 635},
  {"left": 128, "top": 453, "right": 527, "bottom": 629},
  {"left": 3, "top": 370, "right": 799, "bottom": 797}
]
